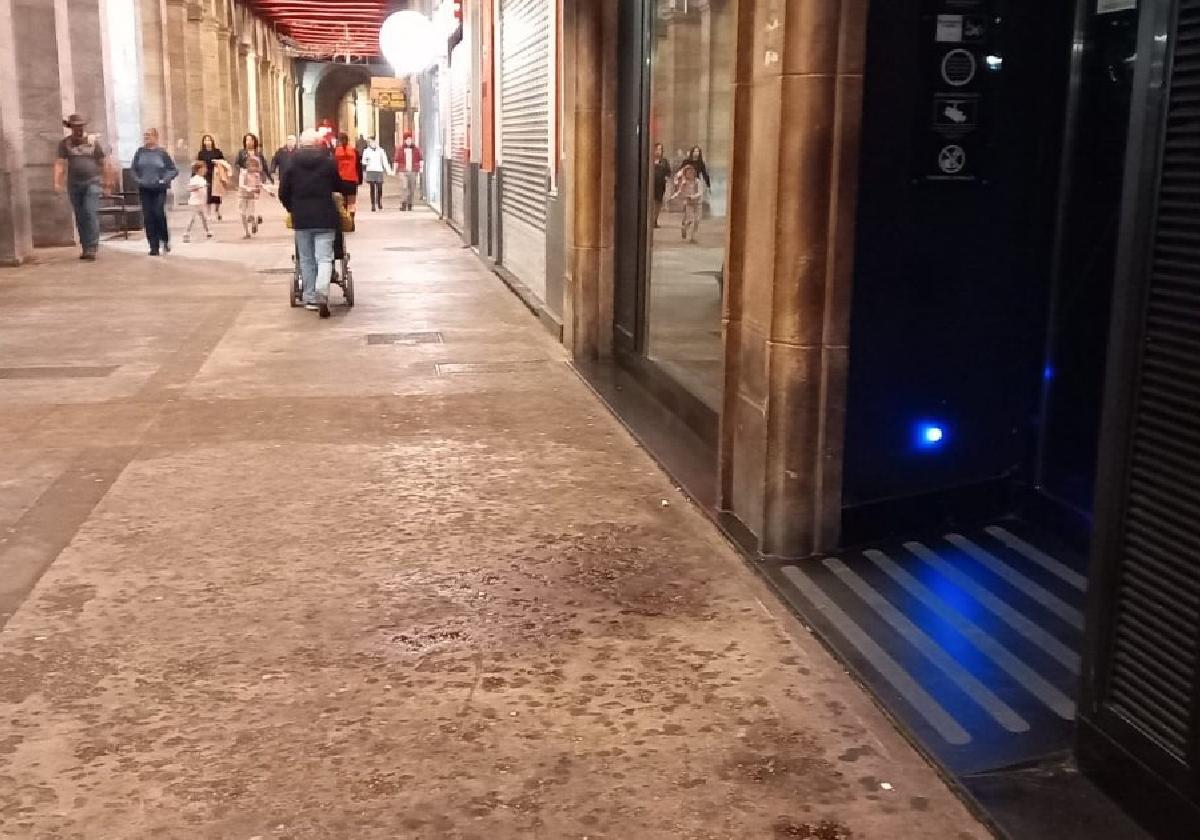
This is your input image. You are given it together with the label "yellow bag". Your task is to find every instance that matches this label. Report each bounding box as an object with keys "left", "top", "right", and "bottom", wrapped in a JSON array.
[
  {"left": 285, "top": 212, "right": 293, "bottom": 230},
  {"left": 333, "top": 193, "right": 354, "bottom": 233}
]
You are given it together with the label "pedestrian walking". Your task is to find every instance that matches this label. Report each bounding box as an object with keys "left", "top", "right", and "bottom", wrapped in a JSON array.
[
  {"left": 281, "top": 129, "right": 341, "bottom": 318},
  {"left": 130, "top": 128, "right": 178, "bottom": 256},
  {"left": 182, "top": 161, "right": 213, "bottom": 243},
  {"left": 238, "top": 156, "right": 271, "bottom": 239},
  {"left": 197, "top": 134, "right": 227, "bottom": 220},
  {"left": 670, "top": 163, "right": 705, "bottom": 243},
  {"left": 235, "top": 133, "right": 271, "bottom": 228},
  {"left": 334, "top": 133, "right": 362, "bottom": 216},
  {"left": 271, "top": 135, "right": 298, "bottom": 184},
  {"left": 394, "top": 132, "right": 423, "bottom": 211},
  {"left": 53, "top": 113, "right": 115, "bottom": 261},
  {"left": 361, "top": 137, "right": 393, "bottom": 211},
  {"left": 651, "top": 143, "right": 672, "bottom": 228},
  {"left": 678, "top": 145, "right": 711, "bottom": 188}
]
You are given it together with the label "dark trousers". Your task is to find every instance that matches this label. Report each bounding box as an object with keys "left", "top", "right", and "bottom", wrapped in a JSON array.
[
  {"left": 139, "top": 188, "right": 169, "bottom": 252},
  {"left": 369, "top": 180, "right": 384, "bottom": 208}
]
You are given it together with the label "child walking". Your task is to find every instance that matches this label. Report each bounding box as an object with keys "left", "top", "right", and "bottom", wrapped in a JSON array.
[
  {"left": 183, "top": 161, "right": 212, "bottom": 243},
  {"left": 670, "top": 163, "right": 705, "bottom": 243},
  {"left": 238, "top": 155, "right": 269, "bottom": 239}
]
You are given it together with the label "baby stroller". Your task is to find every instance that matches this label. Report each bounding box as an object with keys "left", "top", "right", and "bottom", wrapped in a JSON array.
[
  {"left": 289, "top": 195, "right": 355, "bottom": 309},
  {"left": 289, "top": 228, "right": 354, "bottom": 309}
]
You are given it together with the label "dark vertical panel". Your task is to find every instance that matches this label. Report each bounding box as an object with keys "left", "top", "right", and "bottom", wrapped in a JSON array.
[
  {"left": 843, "top": 0, "right": 1075, "bottom": 515},
  {"left": 1037, "top": 6, "right": 1140, "bottom": 514},
  {"left": 613, "top": 0, "right": 649, "bottom": 353},
  {"left": 1081, "top": 0, "right": 1200, "bottom": 834}
]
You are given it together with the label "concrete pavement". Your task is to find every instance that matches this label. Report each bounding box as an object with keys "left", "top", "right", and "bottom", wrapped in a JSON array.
[{"left": 0, "top": 199, "right": 990, "bottom": 839}]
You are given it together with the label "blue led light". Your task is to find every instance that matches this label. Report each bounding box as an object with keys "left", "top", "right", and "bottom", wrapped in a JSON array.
[{"left": 914, "top": 422, "right": 948, "bottom": 451}]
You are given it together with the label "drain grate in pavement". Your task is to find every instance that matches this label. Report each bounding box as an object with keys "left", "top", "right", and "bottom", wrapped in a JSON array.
[
  {"left": 436, "top": 360, "right": 555, "bottom": 375},
  {"left": 0, "top": 366, "right": 118, "bottom": 380},
  {"left": 258, "top": 268, "right": 294, "bottom": 275},
  {"left": 366, "top": 331, "right": 444, "bottom": 346}
]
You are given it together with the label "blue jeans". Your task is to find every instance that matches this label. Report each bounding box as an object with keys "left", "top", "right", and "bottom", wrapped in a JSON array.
[
  {"left": 295, "top": 229, "right": 335, "bottom": 304},
  {"left": 68, "top": 183, "right": 102, "bottom": 253},
  {"left": 139, "top": 187, "right": 169, "bottom": 252}
]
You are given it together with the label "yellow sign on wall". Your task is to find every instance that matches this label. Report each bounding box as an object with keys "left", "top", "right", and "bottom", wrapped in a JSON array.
[{"left": 370, "top": 77, "right": 409, "bottom": 111}]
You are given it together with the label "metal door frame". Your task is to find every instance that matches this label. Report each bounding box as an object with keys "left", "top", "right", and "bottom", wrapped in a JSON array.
[{"left": 1079, "top": 0, "right": 1200, "bottom": 833}]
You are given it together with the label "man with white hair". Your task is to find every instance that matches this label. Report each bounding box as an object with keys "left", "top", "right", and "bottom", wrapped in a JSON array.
[{"left": 280, "top": 129, "right": 341, "bottom": 318}]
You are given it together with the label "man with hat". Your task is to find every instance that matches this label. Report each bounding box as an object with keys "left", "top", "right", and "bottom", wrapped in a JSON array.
[{"left": 53, "top": 114, "right": 115, "bottom": 261}]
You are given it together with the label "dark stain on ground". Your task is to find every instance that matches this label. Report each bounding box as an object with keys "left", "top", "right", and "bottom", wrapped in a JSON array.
[{"left": 773, "top": 818, "right": 854, "bottom": 839}]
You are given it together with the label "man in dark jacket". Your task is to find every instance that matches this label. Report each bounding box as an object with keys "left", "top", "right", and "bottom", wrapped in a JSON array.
[
  {"left": 280, "top": 130, "right": 341, "bottom": 318},
  {"left": 271, "top": 135, "right": 298, "bottom": 184}
]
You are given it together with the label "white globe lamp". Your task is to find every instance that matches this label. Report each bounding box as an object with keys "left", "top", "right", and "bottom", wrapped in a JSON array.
[{"left": 379, "top": 11, "right": 439, "bottom": 76}]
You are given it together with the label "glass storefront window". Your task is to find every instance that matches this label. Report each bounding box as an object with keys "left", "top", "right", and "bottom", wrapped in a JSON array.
[{"left": 644, "top": 0, "right": 735, "bottom": 411}]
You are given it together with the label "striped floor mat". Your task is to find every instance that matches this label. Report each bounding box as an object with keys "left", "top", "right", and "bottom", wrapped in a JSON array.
[{"left": 766, "top": 522, "right": 1086, "bottom": 777}]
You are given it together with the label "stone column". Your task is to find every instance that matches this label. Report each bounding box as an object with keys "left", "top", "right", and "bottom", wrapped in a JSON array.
[
  {"left": 245, "top": 47, "right": 259, "bottom": 136},
  {"left": 262, "top": 61, "right": 276, "bottom": 151},
  {"left": 0, "top": 0, "right": 33, "bottom": 264},
  {"left": 719, "top": 0, "right": 868, "bottom": 557},
  {"left": 140, "top": 0, "right": 173, "bottom": 143},
  {"left": 13, "top": 0, "right": 76, "bottom": 247},
  {"left": 184, "top": 3, "right": 207, "bottom": 146},
  {"left": 563, "top": 0, "right": 618, "bottom": 359},
  {"left": 166, "top": 0, "right": 193, "bottom": 200},
  {"left": 68, "top": 0, "right": 114, "bottom": 151},
  {"left": 216, "top": 24, "right": 234, "bottom": 149},
  {"left": 201, "top": 14, "right": 221, "bottom": 146},
  {"left": 232, "top": 40, "right": 246, "bottom": 145}
]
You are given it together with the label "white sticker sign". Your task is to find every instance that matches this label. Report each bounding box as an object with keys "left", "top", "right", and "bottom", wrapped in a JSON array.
[
  {"left": 1097, "top": 0, "right": 1136, "bottom": 12},
  {"left": 936, "top": 14, "right": 964, "bottom": 43}
]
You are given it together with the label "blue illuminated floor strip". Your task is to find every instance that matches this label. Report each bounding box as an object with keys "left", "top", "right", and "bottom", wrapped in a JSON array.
[
  {"left": 865, "top": 549, "right": 1076, "bottom": 720},
  {"left": 985, "top": 525, "right": 1088, "bottom": 592},
  {"left": 781, "top": 564, "right": 972, "bottom": 746},
  {"left": 946, "top": 534, "right": 1085, "bottom": 630},
  {"left": 904, "top": 541, "right": 1082, "bottom": 673},
  {"left": 825, "top": 557, "right": 1030, "bottom": 733}
]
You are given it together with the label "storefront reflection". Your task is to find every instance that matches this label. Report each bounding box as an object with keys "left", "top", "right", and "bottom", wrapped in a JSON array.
[{"left": 644, "top": 0, "right": 733, "bottom": 412}]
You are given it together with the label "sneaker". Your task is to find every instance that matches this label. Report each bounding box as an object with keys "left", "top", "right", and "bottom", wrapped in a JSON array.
[
  {"left": 149, "top": 251, "right": 160, "bottom": 256},
  {"left": 82, "top": 252, "right": 96, "bottom": 261},
  {"left": 318, "top": 302, "right": 331, "bottom": 319},
  {"left": 304, "top": 303, "right": 319, "bottom": 311},
  {"left": 243, "top": 234, "right": 251, "bottom": 240}
]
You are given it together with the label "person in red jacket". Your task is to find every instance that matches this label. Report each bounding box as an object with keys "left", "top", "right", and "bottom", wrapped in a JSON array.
[
  {"left": 395, "top": 132, "right": 423, "bottom": 211},
  {"left": 333, "top": 133, "right": 362, "bottom": 215}
]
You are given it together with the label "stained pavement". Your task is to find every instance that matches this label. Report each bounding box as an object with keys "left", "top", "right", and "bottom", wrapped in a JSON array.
[{"left": 0, "top": 198, "right": 990, "bottom": 839}]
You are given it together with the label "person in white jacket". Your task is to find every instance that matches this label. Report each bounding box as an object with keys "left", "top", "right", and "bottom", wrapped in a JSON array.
[{"left": 361, "top": 138, "right": 393, "bottom": 212}]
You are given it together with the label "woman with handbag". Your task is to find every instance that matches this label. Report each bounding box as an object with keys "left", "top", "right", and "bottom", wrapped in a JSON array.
[{"left": 196, "top": 134, "right": 227, "bottom": 221}]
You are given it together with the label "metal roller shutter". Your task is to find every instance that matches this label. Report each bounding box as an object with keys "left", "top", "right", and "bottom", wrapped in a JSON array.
[
  {"left": 1098, "top": 0, "right": 1200, "bottom": 778},
  {"left": 499, "top": 0, "right": 551, "bottom": 302},
  {"left": 449, "top": 42, "right": 468, "bottom": 228}
]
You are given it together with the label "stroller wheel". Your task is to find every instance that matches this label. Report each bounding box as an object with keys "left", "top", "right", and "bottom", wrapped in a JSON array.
[
  {"left": 289, "top": 255, "right": 301, "bottom": 308},
  {"left": 343, "top": 263, "right": 355, "bottom": 308}
]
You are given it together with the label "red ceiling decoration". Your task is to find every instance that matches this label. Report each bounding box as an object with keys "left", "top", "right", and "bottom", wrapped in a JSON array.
[{"left": 249, "top": 1, "right": 397, "bottom": 59}]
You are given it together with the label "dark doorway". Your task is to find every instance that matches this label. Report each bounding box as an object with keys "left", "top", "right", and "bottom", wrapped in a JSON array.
[{"left": 766, "top": 1, "right": 1152, "bottom": 837}]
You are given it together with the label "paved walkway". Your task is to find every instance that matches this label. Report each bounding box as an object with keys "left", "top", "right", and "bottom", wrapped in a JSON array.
[{"left": 0, "top": 199, "right": 989, "bottom": 839}]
